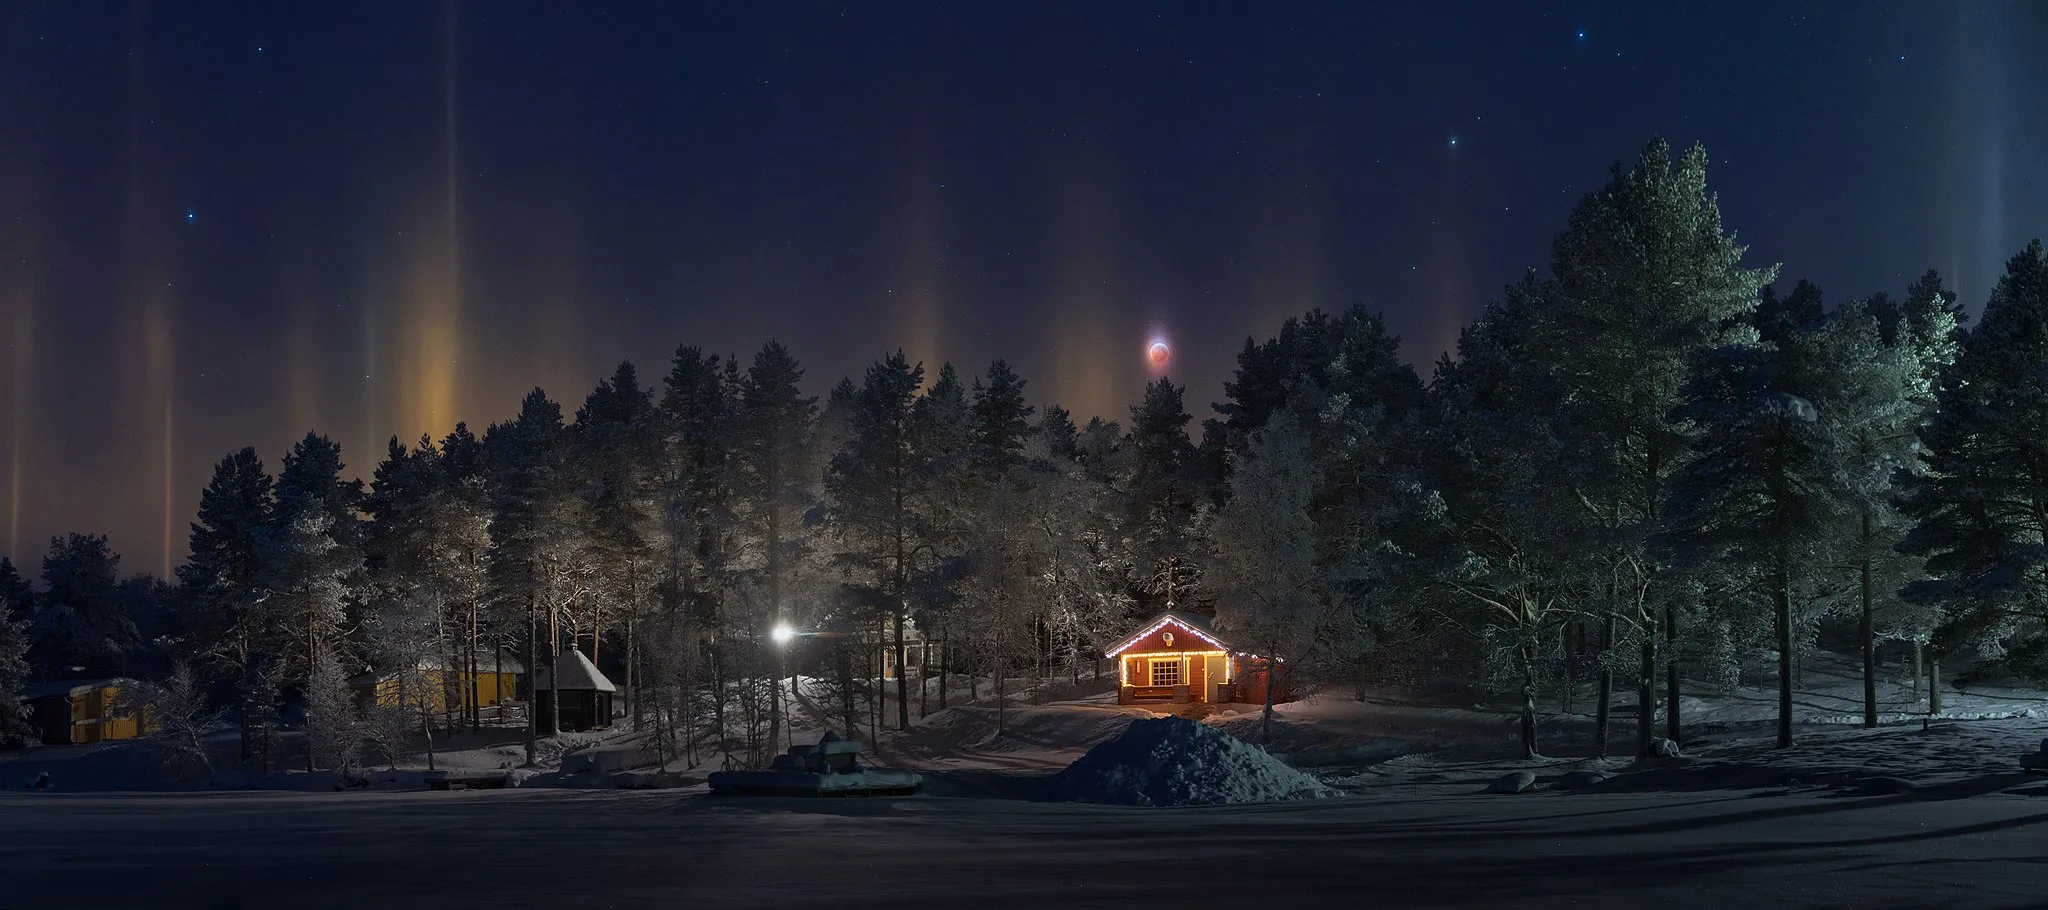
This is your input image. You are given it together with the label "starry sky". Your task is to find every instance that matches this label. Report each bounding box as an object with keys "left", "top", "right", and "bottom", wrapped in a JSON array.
[{"left": 1, "top": 1, "right": 2044, "bottom": 578}]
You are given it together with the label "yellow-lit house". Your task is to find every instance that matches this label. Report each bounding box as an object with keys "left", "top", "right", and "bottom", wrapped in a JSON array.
[
  {"left": 23, "top": 678, "right": 152, "bottom": 745},
  {"left": 351, "top": 653, "right": 524, "bottom": 720}
]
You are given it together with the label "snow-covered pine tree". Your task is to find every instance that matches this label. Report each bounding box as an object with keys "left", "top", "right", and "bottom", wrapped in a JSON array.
[
  {"left": 1543, "top": 138, "right": 1777, "bottom": 757},
  {"left": 179, "top": 447, "right": 278, "bottom": 763},
  {"left": 262, "top": 433, "right": 365, "bottom": 772},
  {"left": 1899, "top": 240, "right": 2048, "bottom": 686},
  {"left": 434, "top": 423, "right": 495, "bottom": 732},
  {"left": 128, "top": 661, "right": 215, "bottom": 780},
  {"left": 485, "top": 389, "right": 583, "bottom": 751},
  {"left": 734, "top": 342, "right": 818, "bottom": 737},
  {"left": 29, "top": 533, "right": 137, "bottom": 679},
  {"left": 1208, "top": 413, "right": 1323, "bottom": 742},
  {"left": 1420, "top": 279, "right": 1593, "bottom": 758},
  {"left": 303, "top": 643, "right": 364, "bottom": 778},
  {"left": 1798, "top": 288, "right": 1957, "bottom": 724},
  {"left": 362, "top": 435, "right": 467, "bottom": 767},
  {"left": 1665, "top": 331, "right": 1856, "bottom": 748},
  {"left": 657, "top": 347, "right": 738, "bottom": 749},
  {"left": 0, "top": 558, "right": 31, "bottom": 745},
  {"left": 574, "top": 362, "right": 663, "bottom": 726},
  {"left": 826, "top": 351, "right": 928, "bottom": 732},
  {"left": 1125, "top": 378, "right": 1204, "bottom": 611}
]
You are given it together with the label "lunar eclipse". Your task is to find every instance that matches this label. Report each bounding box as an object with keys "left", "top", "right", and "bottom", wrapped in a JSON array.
[{"left": 1147, "top": 340, "right": 1171, "bottom": 370}]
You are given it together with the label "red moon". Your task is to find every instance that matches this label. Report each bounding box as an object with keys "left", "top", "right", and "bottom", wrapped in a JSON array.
[{"left": 1147, "top": 341, "right": 1170, "bottom": 368}]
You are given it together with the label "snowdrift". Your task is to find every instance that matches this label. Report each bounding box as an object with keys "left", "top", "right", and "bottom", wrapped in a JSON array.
[{"left": 1048, "top": 716, "right": 1339, "bottom": 807}]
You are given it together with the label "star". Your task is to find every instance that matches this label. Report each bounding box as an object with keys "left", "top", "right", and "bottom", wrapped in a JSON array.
[{"left": 184, "top": 209, "right": 195, "bottom": 223}]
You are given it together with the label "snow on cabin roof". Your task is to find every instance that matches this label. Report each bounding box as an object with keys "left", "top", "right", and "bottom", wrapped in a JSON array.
[
  {"left": 1105, "top": 611, "right": 1232, "bottom": 657},
  {"left": 21, "top": 678, "right": 130, "bottom": 699},
  {"left": 532, "top": 647, "right": 617, "bottom": 693}
]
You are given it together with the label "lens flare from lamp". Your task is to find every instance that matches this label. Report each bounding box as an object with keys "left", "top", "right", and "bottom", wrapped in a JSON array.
[{"left": 772, "top": 623, "right": 795, "bottom": 645}]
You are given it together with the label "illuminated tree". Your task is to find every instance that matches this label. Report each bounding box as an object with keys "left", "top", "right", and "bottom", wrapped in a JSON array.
[
  {"left": 1900, "top": 240, "right": 2048, "bottom": 690},
  {"left": 1541, "top": 138, "right": 1775, "bottom": 757}
]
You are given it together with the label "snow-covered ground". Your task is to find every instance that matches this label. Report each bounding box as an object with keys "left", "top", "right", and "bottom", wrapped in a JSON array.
[
  {"left": 8, "top": 654, "right": 2048, "bottom": 906},
  {"left": 10, "top": 782, "right": 2048, "bottom": 909}
]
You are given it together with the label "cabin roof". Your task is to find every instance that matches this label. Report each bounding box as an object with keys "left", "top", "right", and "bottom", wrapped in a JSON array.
[
  {"left": 533, "top": 647, "right": 617, "bottom": 693},
  {"left": 350, "top": 653, "right": 528, "bottom": 685},
  {"left": 1105, "top": 611, "right": 1232, "bottom": 657},
  {"left": 21, "top": 678, "right": 129, "bottom": 699}
]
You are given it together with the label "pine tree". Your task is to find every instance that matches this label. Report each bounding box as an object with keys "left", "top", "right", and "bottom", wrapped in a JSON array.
[
  {"left": 263, "top": 433, "right": 366, "bottom": 771},
  {"left": 827, "top": 351, "right": 926, "bottom": 732},
  {"left": 0, "top": 558, "right": 31, "bottom": 745},
  {"left": 180, "top": 448, "right": 278, "bottom": 763},
  {"left": 1900, "top": 240, "right": 2048, "bottom": 685},
  {"left": 485, "top": 389, "right": 582, "bottom": 749},
  {"left": 735, "top": 341, "right": 818, "bottom": 729},
  {"left": 436, "top": 423, "right": 496, "bottom": 731},
  {"left": 1208, "top": 413, "right": 1323, "bottom": 742},
  {"left": 1125, "top": 378, "right": 1202, "bottom": 610},
  {"left": 655, "top": 346, "right": 738, "bottom": 748},
  {"left": 1800, "top": 289, "right": 1957, "bottom": 724},
  {"left": 1543, "top": 138, "right": 1776, "bottom": 756},
  {"left": 29, "top": 533, "right": 136, "bottom": 679},
  {"left": 1665, "top": 328, "right": 1856, "bottom": 748},
  {"left": 573, "top": 362, "right": 662, "bottom": 697},
  {"left": 1418, "top": 281, "right": 1592, "bottom": 758},
  {"left": 970, "top": 360, "right": 1035, "bottom": 472},
  {"left": 362, "top": 435, "right": 460, "bottom": 763}
]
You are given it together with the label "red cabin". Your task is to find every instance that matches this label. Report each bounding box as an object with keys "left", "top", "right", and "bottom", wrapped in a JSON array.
[{"left": 1107, "top": 611, "right": 1290, "bottom": 707}]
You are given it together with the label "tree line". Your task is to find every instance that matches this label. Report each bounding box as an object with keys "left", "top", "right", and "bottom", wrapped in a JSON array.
[{"left": 4, "top": 137, "right": 2047, "bottom": 765}]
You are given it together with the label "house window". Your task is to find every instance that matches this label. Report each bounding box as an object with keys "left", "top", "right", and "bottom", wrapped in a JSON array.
[{"left": 1149, "top": 659, "right": 1182, "bottom": 687}]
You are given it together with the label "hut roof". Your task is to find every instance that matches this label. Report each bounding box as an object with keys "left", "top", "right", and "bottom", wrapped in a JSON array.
[
  {"left": 533, "top": 647, "right": 617, "bottom": 693},
  {"left": 1105, "top": 611, "right": 1233, "bottom": 657},
  {"left": 348, "top": 652, "right": 528, "bottom": 687},
  {"left": 21, "top": 678, "right": 129, "bottom": 699}
]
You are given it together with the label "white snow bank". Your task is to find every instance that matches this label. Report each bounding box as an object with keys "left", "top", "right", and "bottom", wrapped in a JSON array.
[{"left": 1048, "top": 716, "right": 1340, "bottom": 807}]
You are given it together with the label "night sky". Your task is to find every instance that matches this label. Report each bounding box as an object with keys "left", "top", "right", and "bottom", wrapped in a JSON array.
[{"left": 2, "top": 2, "right": 2044, "bottom": 578}]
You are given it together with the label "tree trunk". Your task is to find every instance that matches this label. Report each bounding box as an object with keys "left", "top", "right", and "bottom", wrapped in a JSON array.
[
  {"left": 306, "top": 619, "right": 317, "bottom": 774},
  {"left": 919, "top": 637, "right": 931, "bottom": 719},
  {"left": 493, "top": 642, "right": 504, "bottom": 727},
  {"left": 421, "top": 695, "right": 438, "bottom": 772},
  {"left": 1637, "top": 613, "right": 1656, "bottom": 758},
  {"left": 1860, "top": 511, "right": 1878, "bottom": 728},
  {"left": 524, "top": 596, "right": 537, "bottom": 765},
  {"left": 1261, "top": 658, "right": 1278, "bottom": 744},
  {"left": 1927, "top": 653, "right": 1942, "bottom": 715},
  {"left": 1664, "top": 603, "right": 1680, "bottom": 745},
  {"left": 238, "top": 630, "right": 253, "bottom": 764},
  {"left": 768, "top": 633, "right": 782, "bottom": 756},
  {"left": 893, "top": 605, "right": 910, "bottom": 731},
  {"left": 1775, "top": 558, "right": 1793, "bottom": 749},
  {"left": 1912, "top": 641, "right": 1923, "bottom": 699},
  {"left": 547, "top": 597, "right": 562, "bottom": 737},
  {"left": 628, "top": 610, "right": 641, "bottom": 731},
  {"left": 1594, "top": 613, "right": 1614, "bottom": 758},
  {"left": 937, "top": 628, "right": 949, "bottom": 711},
  {"left": 1519, "top": 639, "right": 1539, "bottom": 760}
]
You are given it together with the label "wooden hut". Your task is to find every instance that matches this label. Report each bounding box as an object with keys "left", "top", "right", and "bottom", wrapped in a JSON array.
[
  {"left": 350, "top": 653, "right": 525, "bottom": 719},
  {"left": 22, "top": 678, "right": 152, "bottom": 745},
  {"left": 1106, "top": 611, "right": 1291, "bottom": 707},
  {"left": 532, "top": 646, "right": 616, "bottom": 732}
]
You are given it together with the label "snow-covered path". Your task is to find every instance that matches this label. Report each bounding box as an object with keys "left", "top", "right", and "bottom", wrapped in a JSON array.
[{"left": 7, "top": 785, "right": 2048, "bottom": 909}]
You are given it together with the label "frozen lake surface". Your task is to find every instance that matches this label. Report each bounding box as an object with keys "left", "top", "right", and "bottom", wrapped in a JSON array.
[{"left": 8, "top": 783, "right": 2048, "bottom": 909}]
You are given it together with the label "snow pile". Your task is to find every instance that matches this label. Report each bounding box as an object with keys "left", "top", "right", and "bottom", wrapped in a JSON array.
[{"left": 1047, "top": 716, "right": 1339, "bottom": 807}]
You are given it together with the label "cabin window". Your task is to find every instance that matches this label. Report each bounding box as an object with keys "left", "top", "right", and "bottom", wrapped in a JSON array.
[{"left": 1149, "top": 659, "right": 1182, "bottom": 687}]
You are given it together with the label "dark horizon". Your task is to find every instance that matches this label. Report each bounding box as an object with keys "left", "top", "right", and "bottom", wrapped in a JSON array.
[{"left": 3, "top": 1, "right": 2045, "bottom": 576}]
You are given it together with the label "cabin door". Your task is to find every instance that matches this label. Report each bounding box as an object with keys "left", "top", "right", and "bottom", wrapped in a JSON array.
[{"left": 1205, "top": 656, "right": 1227, "bottom": 703}]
